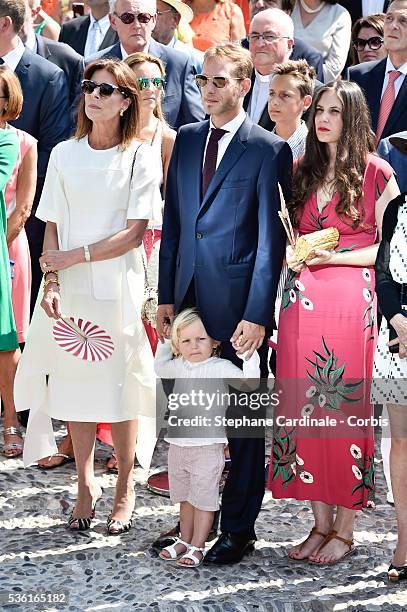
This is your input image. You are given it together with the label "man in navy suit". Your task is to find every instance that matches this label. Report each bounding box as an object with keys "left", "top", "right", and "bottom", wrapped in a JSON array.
[
  {"left": 59, "top": 0, "right": 118, "bottom": 57},
  {"left": 347, "top": 0, "right": 407, "bottom": 140},
  {"left": 0, "top": 0, "right": 70, "bottom": 309},
  {"left": 241, "top": 0, "right": 324, "bottom": 82},
  {"left": 90, "top": 0, "right": 204, "bottom": 129},
  {"left": 157, "top": 43, "right": 292, "bottom": 564},
  {"left": 22, "top": 0, "right": 84, "bottom": 126}
]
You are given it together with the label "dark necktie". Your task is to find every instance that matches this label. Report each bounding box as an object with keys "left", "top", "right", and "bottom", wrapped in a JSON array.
[{"left": 202, "top": 128, "right": 227, "bottom": 197}]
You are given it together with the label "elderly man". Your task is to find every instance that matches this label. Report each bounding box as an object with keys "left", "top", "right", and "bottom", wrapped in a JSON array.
[
  {"left": 92, "top": 0, "right": 204, "bottom": 128},
  {"left": 242, "top": 0, "right": 324, "bottom": 81},
  {"left": 152, "top": 0, "right": 203, "bottom": 73},
  {"left": 244, "top": 8, "right": 295, "bottom": 130},
  {"left": 347, "top": 0, "right": 407, "bottom": 140}
]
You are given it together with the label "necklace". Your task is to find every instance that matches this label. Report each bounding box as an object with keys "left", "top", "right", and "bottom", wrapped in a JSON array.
[{"left": 299, "top": 0, "right": 325, "bottom": 14}]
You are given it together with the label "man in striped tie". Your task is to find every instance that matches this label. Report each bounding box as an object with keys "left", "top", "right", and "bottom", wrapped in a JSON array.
[{"left": 347, "top": 0, "right": 407, "bottom": 141}]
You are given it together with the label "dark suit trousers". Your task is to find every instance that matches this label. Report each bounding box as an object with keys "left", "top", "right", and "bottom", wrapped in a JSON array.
[
  {"left": 180, "top": 280, "right": 266, "bottom": 540},
  {"left": 25, "top": 215, "right": 45, "bottom": 314}
]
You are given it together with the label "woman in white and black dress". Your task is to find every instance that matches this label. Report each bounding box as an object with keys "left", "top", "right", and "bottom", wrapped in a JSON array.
[{"left": 373, "top": 193, "right": 407, "bottom": 582}]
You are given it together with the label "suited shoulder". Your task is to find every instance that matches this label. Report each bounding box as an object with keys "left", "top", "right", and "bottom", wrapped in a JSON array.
[
  {"left": 87, "top": 42, "right": 121, "bottom": 63},
  {"left": 348, "top": 59, "right": 384, "bottom": 78},
  {"left": 248, "top": 123, "right": 289, "bottom": 150},
  {"left": 150, "top": 39, "right": 190, "bottom": 68},
  {"left": 40, "top": 36, "right": 83, "bottom": 62},
  {"left": 18, "top": 48, "right": 65, "bottom": 82}
]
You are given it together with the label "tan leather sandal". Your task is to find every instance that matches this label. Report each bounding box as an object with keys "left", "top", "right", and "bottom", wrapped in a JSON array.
[
  {"left": 309, "top": 529, "right": 356, "bottom": 565},
  {"left": 288, "top": 527, "right": 329, "bottom": 562}
]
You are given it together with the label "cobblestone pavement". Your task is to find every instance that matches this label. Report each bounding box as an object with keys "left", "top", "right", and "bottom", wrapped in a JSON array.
[{"left": 1, "top": 423, "right": 406, "bottom": 612}]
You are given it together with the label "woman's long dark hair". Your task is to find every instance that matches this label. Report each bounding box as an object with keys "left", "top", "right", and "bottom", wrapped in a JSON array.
[{"left": 289, "top": 80, "right": 376, "bottom": 228}]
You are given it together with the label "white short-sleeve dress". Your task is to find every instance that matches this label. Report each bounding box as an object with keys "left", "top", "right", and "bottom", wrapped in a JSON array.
[{"left": 15, "top": 136, "right": 161, "bottom": 467}]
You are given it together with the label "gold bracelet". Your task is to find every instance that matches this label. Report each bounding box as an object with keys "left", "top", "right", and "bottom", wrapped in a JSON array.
[{"left": 43, "top": 279, "right": 60, "bottom": 291}]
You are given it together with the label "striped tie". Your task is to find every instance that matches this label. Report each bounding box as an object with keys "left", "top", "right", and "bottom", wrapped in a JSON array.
[{"left": 376, "top": 70, "right": 401, "bottom": 142}]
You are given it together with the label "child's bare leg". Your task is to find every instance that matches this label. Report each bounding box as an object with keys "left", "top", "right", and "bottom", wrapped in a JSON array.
[
  {"left": 161, "top": 501, "right": 193, "bottom": 559},
  {"left": 178, "top": 509, "right": 213, "bottom": 566}
]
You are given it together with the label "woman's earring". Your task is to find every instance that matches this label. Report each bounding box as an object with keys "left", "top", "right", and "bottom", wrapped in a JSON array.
[{"left": 120, "top": 109, "right": 124, "bottom": 117}]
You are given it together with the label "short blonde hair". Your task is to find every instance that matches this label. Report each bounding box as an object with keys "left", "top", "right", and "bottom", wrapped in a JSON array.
[
  {"left": 204, "top": 43, "right": 253, "bottom": 80},
  {"left": 171, "top": 308, "right": 202, "bottom": 356}
]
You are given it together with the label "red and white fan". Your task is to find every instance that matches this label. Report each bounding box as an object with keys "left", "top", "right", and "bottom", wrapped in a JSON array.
[{"left": 53, "top": 317, "right": 114, "bottom": 362}]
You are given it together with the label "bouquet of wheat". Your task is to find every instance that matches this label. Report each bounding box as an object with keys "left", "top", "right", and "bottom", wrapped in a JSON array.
[{"left": 277, "top": 184, "right": 339, "bottom": 264}]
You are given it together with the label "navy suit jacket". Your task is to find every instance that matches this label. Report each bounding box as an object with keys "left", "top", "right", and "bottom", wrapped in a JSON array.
[
  {"left": 347, "top": 59, "right": 407, "bottom": 139},
  {"left": 91, "top": 39, "right": 205, "bottom": 129},
  {"left": 241, "top": 36, "right": 324, "bottom": 83},
  {"left": 159, "top": 116, "right": 293, "bottom": 341},
  {"left": 11, "top": 48, "right": 71, "bottom": 209},
  {"left": 35, "top": 34, "right": 84, "bottom": 127}
]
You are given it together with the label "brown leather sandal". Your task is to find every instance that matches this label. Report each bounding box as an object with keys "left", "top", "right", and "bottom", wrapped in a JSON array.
[
  {"left": 288, "top": 527, "right": 329, "bottom": 562},
  {"left": 309, "top": 529, "right": 356, "bottom": 565}
]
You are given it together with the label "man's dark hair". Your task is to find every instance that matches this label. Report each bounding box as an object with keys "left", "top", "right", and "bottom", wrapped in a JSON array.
[{"left": 0, "top": 0, "right": 26, "bottom": 34}]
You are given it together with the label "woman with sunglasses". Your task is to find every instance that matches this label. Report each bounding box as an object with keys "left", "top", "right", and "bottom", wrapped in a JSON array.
[
  {"left": 15, "top": 58, "right": 160, "bottom": 535},
  {"left": 351, "top": 13, "right": 387, "bottom": 65}
]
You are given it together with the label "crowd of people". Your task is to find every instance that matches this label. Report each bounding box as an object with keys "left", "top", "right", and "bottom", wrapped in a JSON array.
[{"left": 0, "top": 0, "right": 407, "bottom": 582}]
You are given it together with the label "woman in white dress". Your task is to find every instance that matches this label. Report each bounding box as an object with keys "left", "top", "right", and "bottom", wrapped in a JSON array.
[
  {"left": 372, "top": 193, "right": 407, "bottom": 581},
  {"left": 15, "top": 58, "right": 160, "bottom": 534}
]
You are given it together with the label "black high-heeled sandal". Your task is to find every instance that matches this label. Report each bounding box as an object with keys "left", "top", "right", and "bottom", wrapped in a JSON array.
[
  {"left": 68, "top": 490, "right": 103, "bottom": 532},
  {"left": 388, "top": 563, "right": 407, "bottom": 582},
  {"left": 106, "top": 512, "right": 134, "bottom": 535}
]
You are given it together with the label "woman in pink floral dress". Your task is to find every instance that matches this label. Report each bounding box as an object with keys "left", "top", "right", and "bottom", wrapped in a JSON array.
[{"left": 268, "top": 81, "right": 399, "bottom": 565}]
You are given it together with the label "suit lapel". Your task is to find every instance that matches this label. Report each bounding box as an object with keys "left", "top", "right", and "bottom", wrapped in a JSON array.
[
  {"left": 199, "top": 117, "right": 251, "bottom": 214},
  {"left": 182, "top": 121, "right": 208, "bottom": 213},
  {"left": 100, "top": 26, "right": 118, "bottom": 51},
  {"left": 77, "top": 16, "right": 90, "bottom": 55},
  {"left": 385, "top": 75, "right": 407, "bottom": 136},
  {"left": 366, "top": 60, "right": 387, "bottom": 131}
]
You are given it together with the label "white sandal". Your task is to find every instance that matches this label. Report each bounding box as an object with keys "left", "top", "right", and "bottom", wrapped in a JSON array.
[
  {"left": 159, "top": 537, "right": 190, "bottom": 561},
  {"left": 176, "top": 545, "right": 205, "bottom": 568}
]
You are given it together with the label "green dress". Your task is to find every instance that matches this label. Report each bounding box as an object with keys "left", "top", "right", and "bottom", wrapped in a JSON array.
[{"left": 0, "top": 128, "right": 19, "bottom": 351}]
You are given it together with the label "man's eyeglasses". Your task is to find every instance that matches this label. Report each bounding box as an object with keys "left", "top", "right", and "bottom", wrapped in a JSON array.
[
  {"left": 81, "top": 79, "right": 128, "bottom": 98},
  {"left": 248, "top": 32, "right": 290, "bottom": 43},
  {"left": 113, "top": 11, "right": 154, "bottom": 25},
  {"left": 352, "top": 36, "right": 384, "bottom": 51},
  {"left": 136, "top": 77, "right": 165, "bottom": 90},
  {"left": 195, "top": 75, "right": 242, "bottom": 89}
]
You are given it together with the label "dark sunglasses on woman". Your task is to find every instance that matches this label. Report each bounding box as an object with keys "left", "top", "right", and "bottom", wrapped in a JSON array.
[
  {"left": 81, "top": 79, "right": 128, "bottom": 97},
  {"left": 352, "top": 36, "right": 384, "bottom": 51},
  {"left": 195, "top": 75, "right": 242, "bottom": 89},
  {"left": 136, "top": 77, "right": 165, "bottom": 90},
  {"left": 114, "top": 11, "right": 153, "bottom": 24}
]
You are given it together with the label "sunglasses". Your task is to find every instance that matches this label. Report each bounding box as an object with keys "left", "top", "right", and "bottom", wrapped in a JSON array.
[
  {"left": 113, "top": 11, "right": 154, "bottom": 24},
  {"left": 81, "top": 79, "right": 128, "bottom": 97},
  {"left": 353, "top": 36, "right": 384, "bottom": 51},
  {"left": 136, "top": 77, "right": 165, "bottom": 90},
  {"left": 195, "top": 75, "right": 242, "bottom": 89}
]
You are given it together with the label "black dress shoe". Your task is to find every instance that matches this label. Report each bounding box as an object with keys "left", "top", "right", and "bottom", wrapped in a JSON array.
[{"left": 204, "top": 532, "right": 255, "bottom": 565}]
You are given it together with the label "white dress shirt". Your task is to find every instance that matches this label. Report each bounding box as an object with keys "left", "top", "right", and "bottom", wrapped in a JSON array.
[
  {"left": 203, "top": 109, "right": 246, "bottom": 171},
  {"left": 381, "top": 56, "right": 407, "bottom": 100},
  {"left": 1, "top": 38, "right": 25, "bottom": 72},
  {"left": 247, "top": 70, "right": 272, "bottom": 125},
  {"left": 84, "top": 13, "right": 110, "bottom": 59},
  {"left": 23, "top": 30, "right": 37, "bottom": 53},
  {"left": 362, "top": 1, "right": 386, "bottom": 16}
]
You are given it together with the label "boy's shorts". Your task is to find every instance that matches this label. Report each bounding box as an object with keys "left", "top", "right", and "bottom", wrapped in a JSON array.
[{"left": 168, "top": 443, "right": 225, "bottom": 511}]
